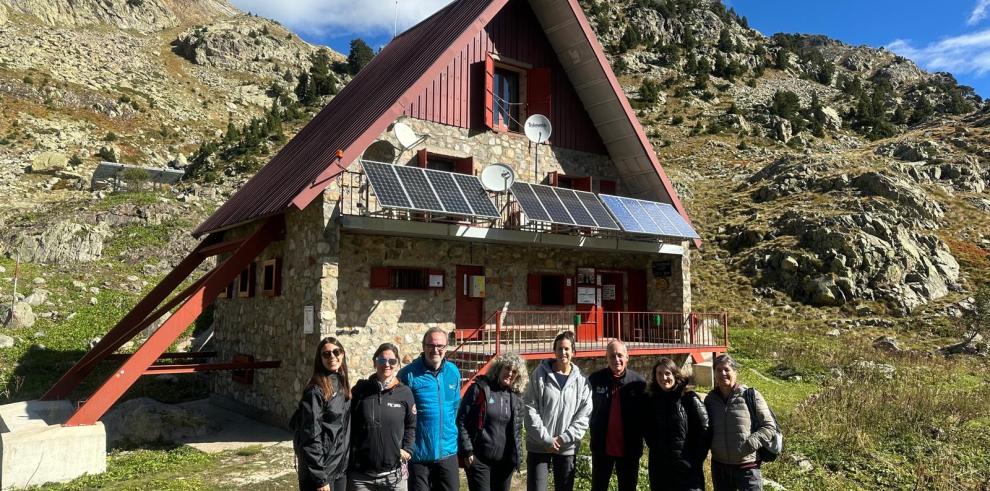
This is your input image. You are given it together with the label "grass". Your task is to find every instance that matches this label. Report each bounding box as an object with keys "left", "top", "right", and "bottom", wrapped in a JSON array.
[{"left": 35, "top": 446, "right": 217, "bottom": 491}]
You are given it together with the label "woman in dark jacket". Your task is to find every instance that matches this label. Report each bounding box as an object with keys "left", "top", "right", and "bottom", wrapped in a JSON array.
[
  {"left": 293, "top": 337, "right": 352, "bottom": 491},
  {"left": 456, "top": 353, "right": 528, "bottom": 491},
  {"left": 348, "top": 343, "right": 416, "bottom": 491},
  {"left": 644, "top": 357, "right": 710, "bottom": 491}
]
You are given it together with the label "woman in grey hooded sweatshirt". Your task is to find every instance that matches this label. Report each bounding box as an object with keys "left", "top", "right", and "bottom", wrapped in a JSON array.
[{"left": 523, "top": 331, "right": 593, "bottom": 491}]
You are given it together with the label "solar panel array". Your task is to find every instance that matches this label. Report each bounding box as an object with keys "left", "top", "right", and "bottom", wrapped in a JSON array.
[
  {"left": 599, "top": 194, "right": 700, "bottom": 239},
  {"left": 362, "top": 161, "right": 500, "bottom": 218},
  {"left": 509, "top": 182, "right": 620, "bottom": 230}
]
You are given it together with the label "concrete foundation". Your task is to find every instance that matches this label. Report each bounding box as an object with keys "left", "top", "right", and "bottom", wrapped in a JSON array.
[
  {"left": 0, "top": 400, "right": 106, "bottom": 490},
  {"left": 692, "top": 361, "right": 714, "bottom": 389}
]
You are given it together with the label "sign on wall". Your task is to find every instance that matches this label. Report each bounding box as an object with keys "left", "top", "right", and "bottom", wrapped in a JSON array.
[
  {"left": 652, "top": 260, "right": 672, "bottom": 278},
  {"left": 577, "top": 286, "right": 597, "bottom": 305},
  {"left": 602, "top": 284, "right": 616, "bottom": 301},
  {"left": 303, "top": 305, "right": 314, "bottom": 334}
]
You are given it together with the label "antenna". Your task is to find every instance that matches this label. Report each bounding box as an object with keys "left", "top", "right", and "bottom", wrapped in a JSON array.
[
  {"left": 524, "top": 114, "right": 552, "bottom": 182},
  {"left": 480, "top": 163, "right": 516, "bottom": 192},
  {"left": 393, "top": 0, "right": 398, "bottom": 39}
]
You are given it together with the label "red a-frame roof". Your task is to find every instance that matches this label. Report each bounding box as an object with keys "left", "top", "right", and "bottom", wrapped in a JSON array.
[{"left": 194, "top": 0, "right": 699, "bottom": 247}]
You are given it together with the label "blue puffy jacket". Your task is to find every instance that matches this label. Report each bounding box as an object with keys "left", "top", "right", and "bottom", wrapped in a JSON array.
[{"left": 398, "top": 356, "right": 461, "bottom": 462}]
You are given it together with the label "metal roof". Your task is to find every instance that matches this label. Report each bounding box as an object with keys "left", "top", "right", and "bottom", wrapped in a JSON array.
[{"left": 194, "top": 0, "right": 698, "bottom": 246}]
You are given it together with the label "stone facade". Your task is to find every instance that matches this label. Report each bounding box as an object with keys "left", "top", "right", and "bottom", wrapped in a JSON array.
[{"left": 210, "top": 116, "right": 693, "bottom": 426}]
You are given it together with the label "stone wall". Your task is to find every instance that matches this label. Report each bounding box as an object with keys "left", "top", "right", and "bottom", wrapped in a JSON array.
[{"left": 366, "top": 117, "right": 620, "bottom": 191}]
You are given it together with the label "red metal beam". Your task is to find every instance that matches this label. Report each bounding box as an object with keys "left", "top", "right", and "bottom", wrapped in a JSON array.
[
  {"left": 196, "top": 237, "right": 246, "bottom": 257},
  {"left": 42, "top": 234, "right": 220, "bottom": 400},
  {"left": 143, "top": 360, "right": 280, "bottom": 375},
  {"left": 64, "top": 216, "right": 282, "bottom": 426},
  {"left": 516, "top": 346, "right": 728, "bottom": 361},
  {"left": 106, "top": 351, "right": 217, "bottom": 362}
]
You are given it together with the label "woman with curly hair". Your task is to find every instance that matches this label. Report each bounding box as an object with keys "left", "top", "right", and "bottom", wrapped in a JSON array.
[
  {"left": 456, "top": 353, "right": 528, "bottom": 491},
  {"left": 293, "top": 337, "right": 352, "bottom": 491},
  {"left": 644, "top": 357, "right": 710, "bottom": 491}
]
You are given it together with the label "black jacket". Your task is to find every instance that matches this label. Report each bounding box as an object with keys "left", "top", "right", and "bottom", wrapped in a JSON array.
[
  {"left": 456, "top": 377, "right": 524, "bottom": 468},
  {"left": 349, "top": 376, "right": 417, "bottom": 474},
  {"left": 587, "top": 368, "right": 647, "bottom": 458},
  {"left": 645, "top": 382, "right": 711, "bottom": 470},
  {"left": 292, "top": 376, "right": 350, "bottom": 488}
]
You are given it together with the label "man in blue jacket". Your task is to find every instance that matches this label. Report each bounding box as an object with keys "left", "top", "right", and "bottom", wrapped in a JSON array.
[{"left": 398, "top": 327, "right": 462, "bottom": 491}]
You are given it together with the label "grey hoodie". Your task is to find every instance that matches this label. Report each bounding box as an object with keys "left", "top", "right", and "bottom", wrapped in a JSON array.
[{"left": 523, "top": 359, "right": 593, "bottom": 455}]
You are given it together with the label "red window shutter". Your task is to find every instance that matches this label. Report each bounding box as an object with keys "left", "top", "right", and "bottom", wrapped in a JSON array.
[
  {"left": 484, "top": 55, "right": 495, "bottom": 131},
  {"left": 573, "top": 176, "right": 592, "bottom": 191},
  {"left": 599, "top": 179, "right": 617, "bottom": 195},
  {"left": 562, "top": 276, "right": 575, "bottom": 305},
  {"left": 455, "top": 156, "right": 474, "bottom": 175},
  {"left": 527, "top": 67, "right": 552, "bottom": 120},
  {"left": 370, "top": 267, "right": 390, "bottom": 288},
  {"left": 546, "top": 171, "right": 559, "bottom": 187},
  {"left": 417, "top": 149, "right": 428, "bottom": 168},
  {"left": 527, "top": 273, "right": 541, "bottom": 305}
]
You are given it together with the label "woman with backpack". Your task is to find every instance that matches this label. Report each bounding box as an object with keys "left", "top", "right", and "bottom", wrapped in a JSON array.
[
  {"left": 292, "top": 337, "right": 352, "bottom": 491},
  {"left": 348, "top": 342, "right": 417, "bottom": 491},
  {"left": 456, "top": 353, "right": 528, "bottom": 491},
  {"left": 704, "top": 354, "right": 777, "bottom": 491},
  {"left": 644, "top": 357, "right": 709, "bottom": 491}
]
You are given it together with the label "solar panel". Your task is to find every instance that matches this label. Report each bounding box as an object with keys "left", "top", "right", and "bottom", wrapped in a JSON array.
[
  {"left": 509, "top": 183, "right": 551, "bottom": 222},
  {"left": 553, "top": 188, "right": 597, "bottom": 227},
  {"left": 362, "top": 161, "right": 412, "bottom": 209},
  {"left": 619, "top": 198, "right": 664, "bottom": 235},
  {"left": 451, "top": 173, "right": 500, "bottom": 218},
  {"left": 599, "top": 195, "right": 648, "bottom": 233},
  {"left": 659, "top": 203, "right": 700, "bottom": 239},
  {"left": 640, "top": 201, "right": 682, "bottom": 237},
  {"left": 531, "top": 184, "right": 575, "bottom": 225},
  {"left": 424, "top": 169, "right": 473, "bottom": 216},
  {"left": 394, "top": 165, "right": 443, "bottom": 212},
  {"left": 575, "top": 190, "right": 619, "bottom": 230}
]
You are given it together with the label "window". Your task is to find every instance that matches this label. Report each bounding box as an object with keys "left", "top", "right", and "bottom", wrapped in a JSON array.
[
  {"left": 237, "top": 263, "right": 256, "bottom": 298},
  {"left": 527, "top": 273, "right": 575, "bottom": 306},
  {"left": 371, "top": 267, "right": 444, "bottom": 290},
  {"left": 262, "top": 258, "right": 282, "bottom": 297},
  {"left": 493, "top": 68, "right": 520, "bottom": 132},
  {"left": 416, "top": 149, "right": 474, "bottom": 174},
  {"left": 546, "top": 172, "right": 593, "bottom": 191}
]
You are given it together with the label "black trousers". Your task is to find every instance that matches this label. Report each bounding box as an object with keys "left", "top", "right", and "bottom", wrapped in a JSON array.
[
  {"left": 408, "top": 455, "right": 459, "bottom": 491},
  {"left": 526, "top": 452, "right": 576, "bottom": 491},
  {"left": 590, "top": 453, "right": 639, "bottom": 491},
  {"left": 465, "top": 455, "right": 514, "bottom": 491},
  {"left": 647, "top": 452, "right": 704, "bottom": 491},
  {"left": 299, "top": 473, "right": 346, "bottom": 491},
  {"left": 711, "top": 461, "right": 762, "bottom": 491}
]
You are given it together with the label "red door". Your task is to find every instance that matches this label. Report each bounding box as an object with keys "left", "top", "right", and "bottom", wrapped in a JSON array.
[
  {"left": 627, "top": 269, "right": 648, "bottom": 341},
  {"left": 455, "top": 265, "right": 485, "bottom": 337},
  {"left": 601, "top": 272, "right": 624, "bottom": 338}
]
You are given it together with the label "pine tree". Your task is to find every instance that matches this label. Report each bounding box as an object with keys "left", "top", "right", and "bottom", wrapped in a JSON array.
[
  {"left": 717, "top": 29, "right": 734, "bottom": 53},
  {"left": 347, "top": 38, "right": 375, "bottom": 75},
  {"left": 909, "top": 96, "right": 934, "bottom": 124},
  {"left": 775, "top": 49, "right": 791, "bottom": 70}
]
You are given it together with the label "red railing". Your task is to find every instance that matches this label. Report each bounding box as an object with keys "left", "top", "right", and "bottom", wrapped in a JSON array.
[{"left": 450, "top": 310, "right": 728, "bottom": 359}]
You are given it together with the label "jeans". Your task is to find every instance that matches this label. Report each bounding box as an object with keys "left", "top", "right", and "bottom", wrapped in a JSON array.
[
  {"left": 526, "top": 452, "right": 576, "bottom": 491},
  {"left": 711, "top": 461, "right": 763, "bottom": 491},
  {"left": 465, "top": 455, "right": 514, "bottom": 491},
  {"left": 300, "top": 474, "right": 346, "bottom": 491},
  {"left": 408, "top": 455, "right": 459, "bottom": 491},
  {"left": 347, "top": 467, "right": 407, "bottom": 491},
  {"left": 590, "top": 453, "right": 639, "bottom": 491}
]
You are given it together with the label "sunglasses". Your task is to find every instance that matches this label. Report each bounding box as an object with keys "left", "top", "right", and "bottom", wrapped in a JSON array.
[
  {"left": 321, "top": 348, "right": 344, "bottom": 359},
  {"left": 424, "top": 344, "right": 447, "bottom": 352},
  {"left": 375, "top": 357, "right": 399, "bottom": 367}
]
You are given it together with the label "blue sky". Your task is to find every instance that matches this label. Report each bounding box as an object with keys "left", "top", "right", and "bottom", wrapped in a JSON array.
[{"left": 229, "top": 0, "right": 990, "bottom": 97}]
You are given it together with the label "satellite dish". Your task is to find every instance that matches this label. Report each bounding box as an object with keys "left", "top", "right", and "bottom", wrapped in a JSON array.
[
  {"left": 480, "top": 163, "right": 516, "bottom": 192},
  {"left": 524, "top": 114, "right": 552, "bottom": 144},
  {"left": 393, "top": 122, "right": 427, "bottom": 150},
  {"left": 363, "top": 140, "right": 397, "bottom": 163}
]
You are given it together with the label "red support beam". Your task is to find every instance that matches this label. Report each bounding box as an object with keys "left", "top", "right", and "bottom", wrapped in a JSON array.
[
  {"left": 197, "top": 237, "right": 246, "bottom": 257},
  {"left": 42, "top": 234, "right": 220, "bottom": 400},
  {"left": 106, "top": 351, "right": 217, "bottom": 362},
  {"left": 64, "top": 216, "right": 283, "bottom": 426},
  {"left": 142, "top": 360, "right": 281, "bottom": 375}
]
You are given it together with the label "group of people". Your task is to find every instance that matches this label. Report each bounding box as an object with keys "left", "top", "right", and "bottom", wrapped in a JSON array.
[{"left": 292, "top": 328, "right": 776, "bottom": 491}]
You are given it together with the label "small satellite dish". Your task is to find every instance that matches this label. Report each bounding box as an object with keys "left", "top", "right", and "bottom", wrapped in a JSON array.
[
  {"left": 363, "top": 140, "right": 397, "bottom": 163},
  {"left": 480, "top": 163, "right": 516, "bottom": 192},
  {"left": 393, "top": 121, "right": 427, "bottom": 150},
  {"left": 524, "top": 114, "right": 552, "bottom": 144}
]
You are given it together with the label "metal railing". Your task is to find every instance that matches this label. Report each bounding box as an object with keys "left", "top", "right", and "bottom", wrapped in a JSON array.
[{"left": 450, "top": 310, "right": 728, "bottom": 358}]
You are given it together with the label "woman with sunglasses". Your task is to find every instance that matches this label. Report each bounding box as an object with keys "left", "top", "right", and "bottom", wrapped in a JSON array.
[
  {"left": 348, "top": 343, "right": 417, "bottom": 491},
  {"left": 292, "top": 337, "right": 352, "bottom": 491},
  {"left": 456, "top": 353, "right": 528, "bottom": 491}
]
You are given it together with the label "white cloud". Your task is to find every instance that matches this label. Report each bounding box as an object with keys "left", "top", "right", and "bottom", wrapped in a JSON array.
[
  {"left": 229, "top": 0, "right": 451, "bottom": 39},
  {"left": 887, "top": 29, "right": 990, "bottom": 76},
  {"left": 969, "top": 0, "right": 990, "bottom": 25}
]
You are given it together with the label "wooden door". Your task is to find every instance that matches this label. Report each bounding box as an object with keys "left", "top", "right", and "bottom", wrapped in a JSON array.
[
  {"left": 455, "top": 265, "right": 485, "bottom": 337},
  {"left": 601, "top": 272, "right": 624, "bottom": 338}
]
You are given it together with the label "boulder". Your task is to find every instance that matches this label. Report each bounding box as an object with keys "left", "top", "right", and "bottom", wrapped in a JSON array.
[
  {"left": 30, "top": 152, "right": 69, "bottom": 174},
  {"left": 1, "top": 302, "right": 36, "bottom": 328},
  {"left": 872, "top": 335, "right": 901, "bottom": 352},
  {"left": 773, "top": 117, "right": 792, "bottom": 143},
  {"left": 820, "top": 107, "right": 842, "bottom": 131},
  {"left": 10, "top": 221, "right": 110, "bottom": 264},
  {"left": 0, "top": 334, "right": 14, "bottom": 349},
  {"left": 24, "top": 289, "right": 49, "bottom": 306},
  {"left": 102, "top": 398, "right": 219, "bottom": 448}
]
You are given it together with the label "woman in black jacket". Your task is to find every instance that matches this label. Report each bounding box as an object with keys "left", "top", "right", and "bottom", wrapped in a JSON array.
[
  {"left": 456, "top": 353, "right": 527, "bottom": 491},
  {"left": 644, "top": 357, "right": 710, "bottom": 491},
  {"left": 348, "top": 342, "right": 416, "bottom": 491},
  {"left": 293, "top": 337, "right": 352, "bottom": 491}
]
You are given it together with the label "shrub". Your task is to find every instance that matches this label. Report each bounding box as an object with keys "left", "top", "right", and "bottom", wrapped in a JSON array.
[
  {"left": 640, "top": 78, "right": 661, "bottom": 104},
  {"left": 670, "top": 115, "right": 684, "bottom": 125},
  {"left": 104, "top": 132, "right": 118, "bottom": 142}
]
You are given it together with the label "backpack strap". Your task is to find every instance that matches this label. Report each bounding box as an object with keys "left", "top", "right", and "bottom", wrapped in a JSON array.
[
  {"left": 743, "top": 387, "right": 759, "bottom": 433},
  {"left": 475, "top": 379, "right": 490, "bottom": 431}
]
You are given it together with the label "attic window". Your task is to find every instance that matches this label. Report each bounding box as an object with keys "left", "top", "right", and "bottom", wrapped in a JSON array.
[
  {"left": 484, "top": 55, "right": 551, "bottom": 133},
  {"left": 493, "top": 68, "right": 521, "bottom": 132},
  {"left": 417, "top": 149, "right": 474, "bottom": 174}
]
